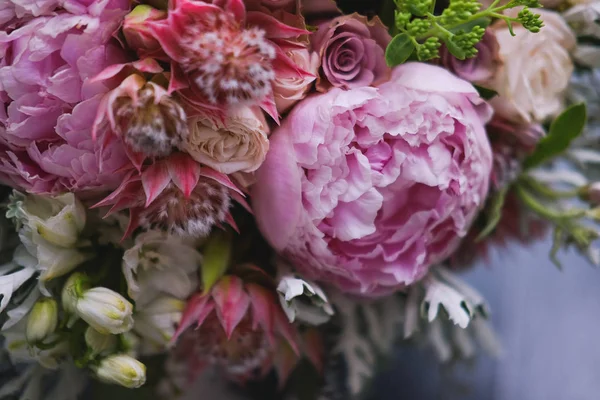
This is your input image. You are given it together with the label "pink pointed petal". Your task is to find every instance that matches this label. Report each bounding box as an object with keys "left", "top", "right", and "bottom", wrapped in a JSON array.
[
  {"left": 216, "top": 0, "right": 246, "bottom": 23},
  {"left": 122, "top": 208, "right": 142, "bottom": 241},
  {"left": 131, "top": 58, "right": 164, "bottom": 73},
  {"left": 247, "top": 12, "right": 309, "bottom": 39},
  {"left": 261, "top": 94, "right": 279, "bottom": 125},
  {"left": 212, "top": 276, "right": 251, "bottom": 339},
  {"left": 167, "top": 153, "right": 201, "bottom": 197},
  {"left": 273, "top": 48, "right": 315, "bottom": 79},
  {"left": 124, "top": 145, "right": 146, "bottom": 172},
  {"left": 246, "top": 283, "right": 275, "bottom": 344},
  {"left": 168, "top": 64, "right": 190, "bottom": 94},
  {"left": 200, "top": 167, "right": 244, "bottom": 195},
  {"left": 90, "top": 63, "right": 131, "bottom": 83},
  {"left": 171, "top": 293, "right": 212, "bottom": 344},
  {"left": 224, "top": 213, "right": 239, "bottom": 233},
  {"left": 91, "top": 172, "right": 139, "bottom": 208},
  {"left": 270, "top": 38, "right": 308, "bottom": 51},
  {"left": 142, "top": 162, "right": 171, "bottom": 206},
  {"left": 92, "top": 96, "right": 110, "bottom": 141},
  {"left": 230, "top": 191, "right": 252, "bottom": 213}
]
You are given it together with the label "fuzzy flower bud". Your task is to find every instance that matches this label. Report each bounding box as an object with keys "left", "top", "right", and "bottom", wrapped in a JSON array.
[
  {"left": 76, "top": 288, "right": 134, "bottom": 335},
  {"left": 85, "top": 327, "right": 118, "bottom": 357},
  {"left": 123, "top": 5, "right": 166, "bottom": 57},
  {"left": 95, "top": 354, "right": 147, "bottom": 389},
  {"left": 26, "top": 298, "right": 58, "bottom": 344}
]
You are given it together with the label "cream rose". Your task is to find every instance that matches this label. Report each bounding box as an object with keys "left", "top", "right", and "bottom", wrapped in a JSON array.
[
  {"left": 489, "top": 9, "right": 576, "bottom": 124},
  {"left": 272, "top": 48, "right": 319, "bottom": 114},
  {"left": 184, "top": 106, "right": 270, "bottom": 174}
]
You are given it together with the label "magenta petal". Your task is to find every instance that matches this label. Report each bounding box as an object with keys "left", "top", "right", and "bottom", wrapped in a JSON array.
[
  {"left": 246, "top": 283, "right": 275, "bottom": 345},
  {"left": 200, "top": 167, "right": 244, "bottom": 195},
  {"left": 167, "top": 153, "right": 201, "bottom": 197},
  {"left": 141, "top": 162, "right": 171, "bottom": 206},
  {"left": 212, "top": 276, "right": 251, "bottom": 339}
]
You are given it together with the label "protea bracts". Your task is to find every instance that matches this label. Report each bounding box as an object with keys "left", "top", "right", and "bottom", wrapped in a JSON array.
[
  {"left": 94, "top": 152, "right": 247, "bottom": 238},
  {"left": 124, "top": 0, "right": 312, "bottom": 121},
  {"left": 170, "top": 266, "right": 323, "bottom": 386}
]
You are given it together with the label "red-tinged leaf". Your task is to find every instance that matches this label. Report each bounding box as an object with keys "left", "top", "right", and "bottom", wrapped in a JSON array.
[
  {"left": 122, "top": 208, "right": 141, "bottom": 241},
  {"left": 246, "top": 283, "right": 275, "bottom": 343},
  {"left": 170, "top": 293, "right": 211, "bottom": 344},
  {"left": 273, "top": 48, "right": 314, "bottom": 79},
  {"left": 90, "top": 59, "right": 164, "bottom": 83},
  {"left": 142, "top": 162, "right": 171, "bottom": 206},
  {"left": 168, "top": 64, "right": 190, "bottom": 94},
  {"left": 212, "top": 276, "right": 251, "bottom": 339},
  {"left": 275, "top": 310, "right": 299, "bottom": 355},
  {"left": 247, "top": 11, "right": 309, "bottom": 38},
  {"left": 167, "top": 153, "right": 201, "bottom": 197},
  {"left": 270, "top": 37, "right": 308, "bottom": 51},
  {"left": 124, "top": 145, "right": 146, "bottom": 172},
  {"left": 302, "top": 329, "right": 325, "bottom": 373},
  {"left": 131, "top": 58, "right": 164, "bottom": 73},
  {"left": 200, "top": 167, "right": 244, "bottom": 195},
  {"left": 92, "top": 96, "right": 109, "bottom": 141},
  {"left": 274, "top": 343, "right": 299, "bottom": 388}
]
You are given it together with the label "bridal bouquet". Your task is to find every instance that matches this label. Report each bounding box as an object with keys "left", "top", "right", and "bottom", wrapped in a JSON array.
[{"left": 1, "top": 0, "right": 598, "bottom": 398}]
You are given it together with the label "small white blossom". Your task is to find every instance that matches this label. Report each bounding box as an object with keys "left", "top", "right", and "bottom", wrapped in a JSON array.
[
  {"left": 75, "top": 287, "right": 134, "bottom": 335},
  {"left": 85, "top": 327, "right": 118, "bottom": 357},
  {"left": 122, "top": 230, "right": 201, "bottom": 306},
  {"left": 277, "top": 275, "right": 334, "bottom": 325},
  {"left": 26, "top": 298, "right": 58, "bottom": 343},
  {"left": 94, "top": 354, "right": 147, "bottom": 389},
  {"left": 133, "top": 296, "right": 185, "bottom": 351}
]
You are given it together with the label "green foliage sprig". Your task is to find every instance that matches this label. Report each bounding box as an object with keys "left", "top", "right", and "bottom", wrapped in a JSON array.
[{"left": 385, "top": 0, "right": 544, "bottom": 66}]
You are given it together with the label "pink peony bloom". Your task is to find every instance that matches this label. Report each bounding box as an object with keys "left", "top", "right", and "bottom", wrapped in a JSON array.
[
  {"left": 312, "top": 14, "right": 391, "bottom": 91},
  {"left": 252, "top": 63, "right": 493, "bottom": 296},
  {"left": 0, "top": 1, "right": 133, "bottom": 197}
]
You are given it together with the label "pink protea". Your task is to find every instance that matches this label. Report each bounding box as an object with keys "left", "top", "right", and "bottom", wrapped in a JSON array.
[
  {"left": 0, "top": 0, "right": 134, "bottom": 197},
  {"left": 94, "top": 152, "right": 247, "bottom": 238},
  {"left": 127, "top": 0, "right": 311, "bottom": 121},
  {"left": 171, "top": 270, "right": 318, "bottom": 384},
  {"left": 252, "top": 63, "right": 493, "bottom": 297}
]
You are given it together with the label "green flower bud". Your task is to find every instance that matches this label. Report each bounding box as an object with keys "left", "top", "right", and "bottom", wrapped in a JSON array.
[
  {"left": 26, "top": 298, "right": 58, "bottom": 344},
  {"left": 61, "top": 272, "right": 89, "bottom": 315}
]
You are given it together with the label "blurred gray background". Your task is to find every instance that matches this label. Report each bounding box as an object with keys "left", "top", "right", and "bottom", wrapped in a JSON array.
[{"left": 367, "top": 237, "right": 600, "bottom": 400}]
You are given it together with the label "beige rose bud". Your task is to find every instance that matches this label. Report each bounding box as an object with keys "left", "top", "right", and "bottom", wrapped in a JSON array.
[
  {"left": 184, "top": 106, "right": 270, "bottom": 174},
  {"left": 273, "top": 48, "right": 319, "bottom": 114}
]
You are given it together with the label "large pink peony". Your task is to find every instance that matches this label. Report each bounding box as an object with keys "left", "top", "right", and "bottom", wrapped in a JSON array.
[
  {"left": 0, "top": 0, "right": 133, "bottom": 196},
  {"left": 252, "top": 63, "right": 493, "bottom": 296}
]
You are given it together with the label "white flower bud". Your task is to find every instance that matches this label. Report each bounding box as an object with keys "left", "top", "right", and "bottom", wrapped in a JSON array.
[
  {"left": 85, "top": 327, "right": 118, "bottom": 357},
  {"left": 94, "top": 354, "right": 146, "bottom": 388},
  {"left": 134, "top": 296, "right": 185, "bottom": 349},
  {"left": 277, "top": 275, "right": 334, "bottom": 326},
  {"left": 26, "top": 298, "right": 58, "bottom": 343},
  {"left": 76, "top": 288, "right": 134, "bottom": 335}
]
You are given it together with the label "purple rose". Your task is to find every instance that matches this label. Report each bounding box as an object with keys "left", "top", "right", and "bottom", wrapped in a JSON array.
[
  {"left": 311, "top": 14, "right": 391, "bottom": 91},
  {"left": 440, "top": 30, "right": 502, "bottom": 85}
]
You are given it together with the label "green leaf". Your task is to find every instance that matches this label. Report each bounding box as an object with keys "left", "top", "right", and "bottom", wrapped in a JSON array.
[
  {"left": 449, "top": 17, "right": 492, "bottom": 33},
  {"left": 201, "top": 230, "right": 232, "bottom": 293},
  {"left": 524, "top": 103, "right": 587, "bottom": 169},
  {"left": 474, "top": 85, "right": 498, "bottom": 100},
  {"left": 476, "top": 186, "right": 509, "bottom": 241},
  {"left": 385, "top": 33, "right": 416, "bottom": 67}
]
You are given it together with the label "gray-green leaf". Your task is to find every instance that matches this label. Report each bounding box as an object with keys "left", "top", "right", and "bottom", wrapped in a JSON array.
[{"left": 385, "top": 33, "right": 415, "bottom": 67}]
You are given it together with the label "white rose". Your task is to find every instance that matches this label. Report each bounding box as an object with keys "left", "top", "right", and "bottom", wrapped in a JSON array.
[
  {"left": 489, "top": 9, "right": 576, "bottom": 124},
  {"left": 272, "top": 48, "right": 319, "bottom": 114},
  {"left": 184, "top": 106, "right": 270, "bottom": 174}
]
